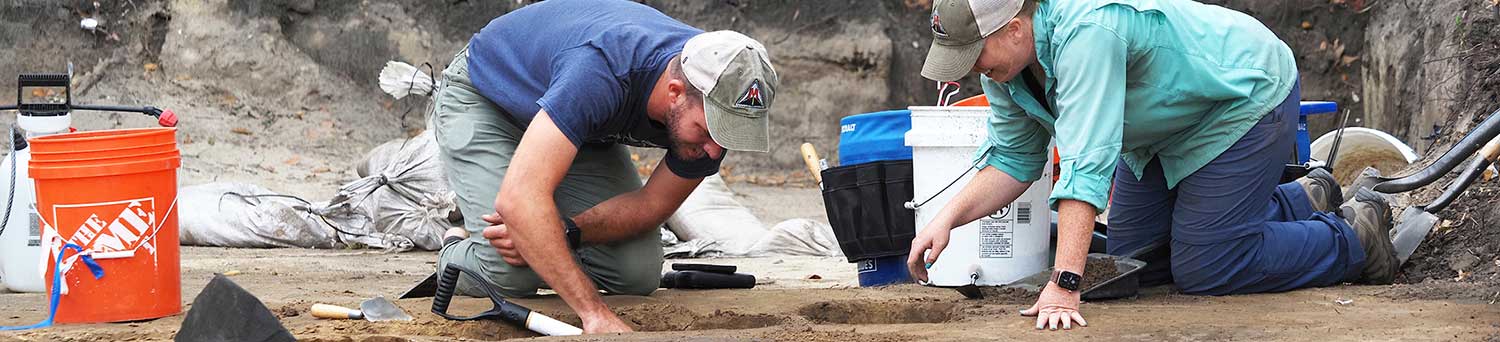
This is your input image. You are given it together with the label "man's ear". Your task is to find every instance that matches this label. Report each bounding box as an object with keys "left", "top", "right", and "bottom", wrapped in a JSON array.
[
  {"left": 667, "top": 78, "right": 689, "bottom": 105},
  {"left": 1006, "top": 18, "right": 1024, "bottom": 38}
]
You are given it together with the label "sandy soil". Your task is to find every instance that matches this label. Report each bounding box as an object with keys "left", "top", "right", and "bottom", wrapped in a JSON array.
[
  {"left": 1, "top": 245, "right": 1497, "bottom": 342},
  {"left": 2, "top": 181, "right": 1498, "bottom": 341}
]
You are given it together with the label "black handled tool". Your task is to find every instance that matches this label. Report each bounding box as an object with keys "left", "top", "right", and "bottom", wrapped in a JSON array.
[{"left": 431, "top": 264, "right": 581, "bottom": 336}]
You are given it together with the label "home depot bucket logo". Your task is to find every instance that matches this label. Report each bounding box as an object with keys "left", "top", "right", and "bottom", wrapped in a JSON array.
[{"left": 43, "top": 198, "right": 160, "bottom": 261}]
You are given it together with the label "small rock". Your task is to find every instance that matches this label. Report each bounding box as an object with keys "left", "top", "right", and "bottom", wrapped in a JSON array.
[
  {"left": 807, "top": 274, "right": 822, "bottom": 280},
  {"left": 1449, "top": 253, "right": 1479, "bottom": 273},
  {"left": 289, "top": 0, "right": 316, "bottom": 14}
]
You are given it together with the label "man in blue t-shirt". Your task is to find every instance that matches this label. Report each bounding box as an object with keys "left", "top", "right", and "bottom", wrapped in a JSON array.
[{"left": 430, "top": 0, "right": 779, "bottom": 333}]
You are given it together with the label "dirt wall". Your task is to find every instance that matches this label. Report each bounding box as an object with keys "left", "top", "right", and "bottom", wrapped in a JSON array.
[{"left": 0, "top": 0, "right": 1493, "bottom": 186}]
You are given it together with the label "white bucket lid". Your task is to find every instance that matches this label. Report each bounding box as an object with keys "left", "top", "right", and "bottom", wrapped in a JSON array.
[{"left": 905, "top": 106, "right": 991, "bottom": 148}]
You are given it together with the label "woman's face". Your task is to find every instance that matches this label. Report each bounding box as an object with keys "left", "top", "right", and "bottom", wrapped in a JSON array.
[{"left": 971, "top": 18, "right": 1036, "bottom": 82}]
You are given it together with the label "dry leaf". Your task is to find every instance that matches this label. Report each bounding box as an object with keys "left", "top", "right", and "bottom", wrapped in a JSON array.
[
  {"left": 1455, "top": 270, "right": 1471, "bottom": 282},
  {"left": 1342, "top": 55, "right": 1360, "bottom": 66},
  {"left": 231, "top": 127, "right": 253, "bottom": 135},
  {"left": 143, "top": 63, "right": 159, "bottom": 72},
  {"left": 312, "top": 167, "right": 332, "bottom": 174},
  {"left": 283, "top": 155, "right": 301, "bottom": 165}
]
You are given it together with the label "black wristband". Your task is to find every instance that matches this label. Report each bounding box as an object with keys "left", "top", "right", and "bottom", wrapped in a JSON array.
[{"left": 561, "top": 215, "right": 581, "bottom": 250}]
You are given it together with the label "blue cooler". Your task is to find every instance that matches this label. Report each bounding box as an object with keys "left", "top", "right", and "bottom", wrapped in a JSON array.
[
  {"left": 825, "top": 110, "right": 915, "bottom": 287},
  {"left": 839, "top": 110, "right": 914, "bottom": 165}
]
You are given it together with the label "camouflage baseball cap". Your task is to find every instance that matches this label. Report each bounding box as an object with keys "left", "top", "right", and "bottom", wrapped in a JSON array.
[
  {"left": 921, "top": 0, "right": 1024, "bottom": 82},
  {"left": 682, "top": 31, "right": 779, "bottom": 153}
]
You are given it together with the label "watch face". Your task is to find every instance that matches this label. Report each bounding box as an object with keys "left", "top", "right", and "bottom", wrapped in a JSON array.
[{"left": 1057, "top": 271, "right": 1082, "bottom": 291}]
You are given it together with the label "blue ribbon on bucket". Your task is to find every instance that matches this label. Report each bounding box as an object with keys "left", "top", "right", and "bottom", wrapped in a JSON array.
[{"left": 0, "top": 243, "right": 104, "bottom": 331}]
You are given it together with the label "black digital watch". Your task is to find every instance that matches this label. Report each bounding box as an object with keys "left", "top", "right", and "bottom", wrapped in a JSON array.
[
  {"left": 1051, "top": 270, "right": 1082, "bottom": 292},
  {"left": 561, "top": 215, "right": 581, "bottom": 250}
]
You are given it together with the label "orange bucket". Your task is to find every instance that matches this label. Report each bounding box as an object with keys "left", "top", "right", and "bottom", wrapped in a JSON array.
[{"left": 29, "top": 128, "right": 181, "bottom": 324}]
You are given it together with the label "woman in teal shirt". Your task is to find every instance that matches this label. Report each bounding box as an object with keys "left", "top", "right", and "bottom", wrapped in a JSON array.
[{"left": 907, "top": 0, "right": 1398, "bottom": 331}]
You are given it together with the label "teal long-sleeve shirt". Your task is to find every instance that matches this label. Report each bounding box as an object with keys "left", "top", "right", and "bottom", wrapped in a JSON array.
[{"left": 976, "top": 0, "right": 1297, "bottom": 212}]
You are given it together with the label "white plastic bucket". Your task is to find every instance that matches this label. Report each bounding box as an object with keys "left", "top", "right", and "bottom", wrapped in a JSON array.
[
  {"left": 906, "top": 106, "right": 1052, "bottom": 286},
  {"left": 1310, "top": 127, "right": 1420, "bottom": 185}
]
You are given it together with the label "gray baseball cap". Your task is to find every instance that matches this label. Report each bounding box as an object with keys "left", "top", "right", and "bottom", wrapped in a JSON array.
[
  {"left": 683, "top": 31, "right": 779, "bottom": 153},
  {"left": 921, "top": 0, "right": 1024, "bottom": 82}
]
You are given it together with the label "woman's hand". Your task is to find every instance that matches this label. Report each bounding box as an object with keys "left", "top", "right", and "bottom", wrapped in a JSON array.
[
  {"left": 905, "top": 220, "right": 954, "bottom": 283},
  {"left": 1020, "top": 281, "right": 1087, "bottom": 330}
]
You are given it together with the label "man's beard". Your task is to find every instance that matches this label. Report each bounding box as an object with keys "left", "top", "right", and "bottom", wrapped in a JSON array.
[{"left": 665, "top": 103, "right": 705, "bottom": 160}]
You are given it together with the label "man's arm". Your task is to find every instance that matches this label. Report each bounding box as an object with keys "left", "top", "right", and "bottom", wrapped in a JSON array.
[
  {"left": 571, "top": 158, "right": 703, "bottom": 245},
  {"left": 494, "top": 109, "right": 629, "bottom": 333}
]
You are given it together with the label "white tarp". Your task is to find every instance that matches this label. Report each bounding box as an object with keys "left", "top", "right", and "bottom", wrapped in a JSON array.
[
  {"left": 664, "top": 175, "right": 841, "bottom": 258},
  {"left": 179, "top": 131, "right": 456, "bottom": 251}
]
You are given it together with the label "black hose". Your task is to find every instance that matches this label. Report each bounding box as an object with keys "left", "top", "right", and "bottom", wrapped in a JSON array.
[
  {"left": 69, "top": 104, "right": 162, "bottom": 117},
  {"left": 1425, "top": 153, "right": 1495, "bottom": 213},
  {"left": 0, "top": 127, "right": 16, "bottom": 238},
  {"left": 1374, "top": 108, "right": 1500, "bottom": 193}
]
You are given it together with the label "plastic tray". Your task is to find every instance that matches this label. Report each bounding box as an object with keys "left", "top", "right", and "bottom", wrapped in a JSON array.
[{"left": 1003, "top": 253, "right": 1148, "bottom": 301}]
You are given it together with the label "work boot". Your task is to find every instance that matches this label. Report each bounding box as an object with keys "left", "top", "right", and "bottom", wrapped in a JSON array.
[
  {"left": 1338, "top": 188, "right": 1397, "bottom": 284},
  {"left": 1349, "top": 166, "right": 1385, "bottom": 194},
  {"left": 1297, "top": 168, "right": 1344, "bottom": 213}
]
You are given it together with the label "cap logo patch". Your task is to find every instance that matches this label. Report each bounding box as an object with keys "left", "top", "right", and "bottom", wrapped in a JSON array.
[
  {"left": 734, "top": 79, "right": 768, "bottom": 110},
  {"left": 931, "top": 10, "right": 948, "bottom": 37}
]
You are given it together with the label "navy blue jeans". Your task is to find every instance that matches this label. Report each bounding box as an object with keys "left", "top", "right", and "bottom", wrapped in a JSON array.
[{"left": 1106, "top": 82, "right": 1366, "bottom": 295}]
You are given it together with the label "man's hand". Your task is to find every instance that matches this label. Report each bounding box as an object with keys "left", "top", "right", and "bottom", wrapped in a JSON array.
[
  {"left": 1020, "top": 282, "right": 1087, "bottom": 330},
  {"left": 582, "top": 312, "right": 633, "bottom": 334},
  {"left": 480, "top": 213, "right": 527, "bottom": 267},
  {"left": 906, "top": 221, "right": 953, "bottom": 283}
]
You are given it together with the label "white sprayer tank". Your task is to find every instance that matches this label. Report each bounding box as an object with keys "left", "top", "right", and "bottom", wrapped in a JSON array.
[
  {"left": 0, "top": 114, "right": 69, "bottom": 293},
  {"left": 0, "top": 147, "right": 43, "bottom": 292},
  {"left": 906, "top": 106, "right": 1052, "bottom": 287}
]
